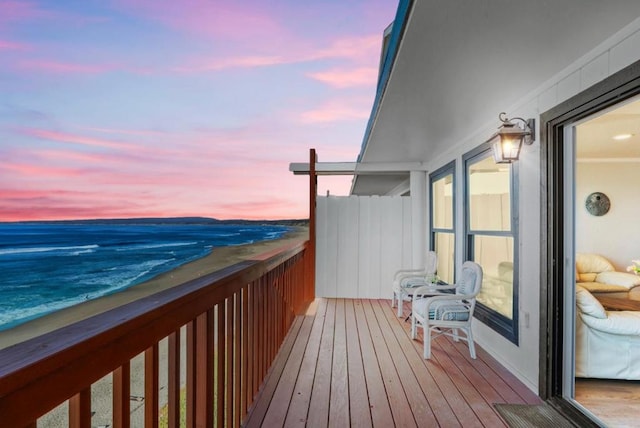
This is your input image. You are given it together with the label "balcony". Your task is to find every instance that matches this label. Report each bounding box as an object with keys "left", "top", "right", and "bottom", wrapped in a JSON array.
[
  {"left": 0, "top": 239, "right": 540, "bottom": 427},
  {"left": 245, "top": 298, "right": 541, "bottom": 427}
]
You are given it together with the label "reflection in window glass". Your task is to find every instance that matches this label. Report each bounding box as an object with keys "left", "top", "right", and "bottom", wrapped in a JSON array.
[
  {"left": 469, "top": 156, "right": 511, "bottom": 231},
  {"left": 432, "top": 175, "right": 453, "bottom": 229},
  {"left": 474, "top": 235, "right": 514, "bottom": 318},
  {"left": 431, "top": 166, "right": 455, "bottom": 284},
  {"left": 434, "top": 232, "right": 455, "bottom": 284}
]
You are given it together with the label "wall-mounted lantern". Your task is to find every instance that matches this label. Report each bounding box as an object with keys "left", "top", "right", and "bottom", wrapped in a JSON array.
[{"left": 486, "top": 112, "right": 536, "bottom": 163}]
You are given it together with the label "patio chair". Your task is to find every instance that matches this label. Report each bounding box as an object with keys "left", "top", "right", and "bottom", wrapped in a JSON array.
[
  {"left": 411, "top": 261, "right": 483, "bottom": 359},
  {"left": 391, "top": 251, "right": 438, "bottom": 317}
]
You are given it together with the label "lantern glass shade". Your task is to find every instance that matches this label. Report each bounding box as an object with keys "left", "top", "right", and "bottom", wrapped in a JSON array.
[{"left": 490, "top": 133, "right": 524, "bottom": 163}]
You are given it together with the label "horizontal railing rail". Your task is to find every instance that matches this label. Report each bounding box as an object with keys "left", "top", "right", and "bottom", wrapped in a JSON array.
[{"left": 0, "top": 239, "right": 313, "bottom": 428}]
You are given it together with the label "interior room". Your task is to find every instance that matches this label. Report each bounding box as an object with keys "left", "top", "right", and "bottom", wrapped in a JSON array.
[{"left": 573, "top": 98, "right": 640, "bottom": 427}]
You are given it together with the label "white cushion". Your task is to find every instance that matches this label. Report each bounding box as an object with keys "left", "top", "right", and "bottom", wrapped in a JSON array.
[
  {"left": 596, "top": 271, "right": 640, "bottom": 289},
  {"left": 576, "top": 285, "right": 607, "bottom": 319}
]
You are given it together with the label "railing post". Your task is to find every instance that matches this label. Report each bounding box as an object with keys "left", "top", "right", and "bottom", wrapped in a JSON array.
[
  {"left": 309, "top": 148, "right": 317, "bottom": 304},
  {"left": 144, "top": 344, "right": 159, "bottom": 428},
  {"left": 113, "top": 363, "right": 130, "bottom": 428},
  {"left": 69, "top": 388, "right": 91, "bottom": 428}
]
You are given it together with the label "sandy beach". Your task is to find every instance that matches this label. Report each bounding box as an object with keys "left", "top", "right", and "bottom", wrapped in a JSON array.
[
  {"left": 0, "top": 226, "right": 308, "bottom": 350},
  {"left": 0, "top": 226, "right": 308, "bottom": 427}
]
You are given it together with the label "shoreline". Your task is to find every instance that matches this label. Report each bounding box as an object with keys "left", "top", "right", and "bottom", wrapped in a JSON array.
[{"left": 0, "top": 226, "right": 308, "bottom": 350}]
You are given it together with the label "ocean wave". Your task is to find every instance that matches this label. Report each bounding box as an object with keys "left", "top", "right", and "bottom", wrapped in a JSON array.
[
  {"left": 0, "top": 258, "right": 176, "bottom": 331},
  {"left": 115, "top": 241, "right": 198, "bottom": 251},
  {"left": 0, "top": 244, "right": 99, "bottom": 256},
  {"left": 0, "top": 294, "right": 93, "bottom": 330}
]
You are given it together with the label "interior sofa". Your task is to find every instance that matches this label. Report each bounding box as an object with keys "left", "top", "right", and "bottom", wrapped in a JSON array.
[
  {"left": 575, "top": 253, "right": 640, "bottom": 300},
  {"left": 575, "top": 285, "right": 640, "bottom": 380}
]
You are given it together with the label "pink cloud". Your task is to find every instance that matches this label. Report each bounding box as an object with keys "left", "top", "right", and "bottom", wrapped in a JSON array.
[
  {"left": 307, "top": 67, "right": 378, "bottom": 88},
  {"left": 298, "top": 98, "right": 371, "bottom": 124},
  {"left": 2, "top": 162, "right": 83, "bottom": 178},
  {"left": 172, "top": 55, "right": 288, "bottom": 73},
  {"left": 0, "top": 40, "right": 28, "bottom": 50},
  {"left": 211, "top": 198, "right": 305, "bottom": 221},
  {"left": 175, "top": 34, "right": 383, "bottom": 74},
  {"left": 0, "top": 1, "right": 46, "bottom": 25},
  {"left": 17, "top": 60, "right": 114, "bottom": 74},
  {"left": 21, "top": 128, "right": 138, "bottom": 151},
  {"left": 310, "top": 35, "right": 381, "bottom": 62},
  {"left": 113, "top": 0, "right": 284, "bottom": 42},
  {"left": 82, "top": 127, "right": 170, "bottom": 137}
]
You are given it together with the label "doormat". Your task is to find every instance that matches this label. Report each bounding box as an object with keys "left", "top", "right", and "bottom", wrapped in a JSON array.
[{"left": 494, "top": 404, "right": 576, "bottom": 428}]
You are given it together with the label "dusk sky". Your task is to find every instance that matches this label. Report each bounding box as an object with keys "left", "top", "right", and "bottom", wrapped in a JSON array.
[{"left": 0, "top": 0, "right": 397, "bottom": 221}]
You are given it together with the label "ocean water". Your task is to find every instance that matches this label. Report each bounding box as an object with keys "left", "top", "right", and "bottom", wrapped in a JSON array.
[{"left": 0, "top": 222, "right": 291, "bottom": 331}]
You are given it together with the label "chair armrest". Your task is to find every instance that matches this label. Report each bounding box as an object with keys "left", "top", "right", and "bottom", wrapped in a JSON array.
[
  {"left": 394, "top": 268, "right": 428, "bottom": 281},
  {"left": 412, "top": 285, "right": 456, "bottom": 299}
]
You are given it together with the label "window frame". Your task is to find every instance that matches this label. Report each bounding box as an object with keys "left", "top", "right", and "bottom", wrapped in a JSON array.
[
  {"left": 429, "top": 161, "right": 456, "bottom": 284},
  {"left": 463, "top": 142, "right": 519, "bottom": 344}
]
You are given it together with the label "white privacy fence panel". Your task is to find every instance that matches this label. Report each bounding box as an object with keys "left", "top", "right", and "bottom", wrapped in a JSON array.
[{"left": 316, "top": 195, "right": 413, "bottom": 298}]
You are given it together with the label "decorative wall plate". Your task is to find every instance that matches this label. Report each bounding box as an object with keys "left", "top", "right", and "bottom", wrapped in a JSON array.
[{"left": 585, "top": 192, "right": 610, "bottom": 216}]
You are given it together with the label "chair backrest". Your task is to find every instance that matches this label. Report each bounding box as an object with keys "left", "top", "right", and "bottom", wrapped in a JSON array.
[
  {"left": 425, "top": 251, "right": 438, "bottom": 275},
  {"left": 456, "top": 261, "right": 483, "bottom": 296}
]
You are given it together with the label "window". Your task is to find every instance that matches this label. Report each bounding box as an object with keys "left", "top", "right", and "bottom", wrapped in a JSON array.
[
  {"left": 430, "top": 162, "right": 455, "bottom": 284},
  {"left": 464, "top": 144, "right": 518, "bottom": 344}
]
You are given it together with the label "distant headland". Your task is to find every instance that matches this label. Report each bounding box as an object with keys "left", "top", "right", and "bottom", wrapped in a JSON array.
[{"left": 3, "top": 217, "right": 309, "bottom": 227}]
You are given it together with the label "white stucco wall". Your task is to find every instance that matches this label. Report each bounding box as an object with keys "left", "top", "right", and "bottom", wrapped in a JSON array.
[
  {"left": 576, "top": 161, "right": 640, "bottom": 270},
  {"left": 421, "top": 17, "right": 640, "bottom": 392}
]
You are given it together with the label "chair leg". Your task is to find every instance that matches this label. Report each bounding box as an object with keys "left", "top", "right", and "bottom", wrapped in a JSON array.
[
  {"left": 411, "top": 316, "right": 416, "bottom": 339},
  {"left": 397, "top": 293, "right": 404, "bottom": 317},
  {"left": 452, "top": 328, "right": 459, "bottom": 342},
  {"left": 424, "top": 326, "right": 431, "bottom": 359},
  {"left": 466, "top": 327, "right": 476, "bottom": 359},
  {"left": 391, "top": 292, "right": 396, "bottom": 308}
]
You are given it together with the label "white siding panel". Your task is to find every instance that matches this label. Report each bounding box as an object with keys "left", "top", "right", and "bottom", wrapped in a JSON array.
[
  {"left": 337, "top": 196, "right": 360, "bottom": 298},
  {"left": 402, "top": 197, "right": 413, "bottom": 267},
  {"left": 358, "top": 197, "right": 372, "bottom": 298},
  {"left": 316, "top": 195, "right": 412, "bottom": 299},
  {"left": 325, "top": 197, "right": 339, "bottom": 297},
  {"left": 581, "top": 52, "right": 609, "bottom": 90},
  {"left": 315, "top": 196, "right": 328, "bottom": 297},
  {"left": 556, "top": 70, "right": 581, "bottom": 102},
  {"left": 379, "top": 197, "right": 404, "bottom": 299},
  {"left": 610, "top": 29, "right": 640, "bottom": 74},
  {"left": 537, "top": 85, "right": 558, "bottom": 114},
  {"left": 368, "top": 196, "right": 383, "bottom": 298}
]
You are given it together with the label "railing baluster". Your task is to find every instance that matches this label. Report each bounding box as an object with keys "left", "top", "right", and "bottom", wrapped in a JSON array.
[
  {"left": 145, "top": 344, "right": 159, "bottom": 428},
  {"left": 168, "top": 330, "right": 180, "bottom": 428},
  {"left": 186, "top": 320, "right": 196, "bottom": 428},
  {"left": 241, "top": 285, "right": 249, "bottom": 415},
  {"left": 226, "top": 297, "right": 234, "bottom": 427},
  {"left": 113, "top": 363, "right": 130, "bottom": 428},
  {"left": 249, "top": 281, "right": 257, "bottom": 402},
  {"left": 69, "top": 387, "right": 91, "bottom": 428},
  {"left": 216, "top": 303, "right": 225, "bottom": 427},
  {"left": 195, "top": 311, "right": 214, "bottom": 427},
  {"left": 234, "top": 291, "right": 242, "bottom": 427}
]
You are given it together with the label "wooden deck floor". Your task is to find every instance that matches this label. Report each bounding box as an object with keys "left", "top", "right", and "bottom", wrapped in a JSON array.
[{"left": 244, "top": 298, "right": 541, "bottom": 427}]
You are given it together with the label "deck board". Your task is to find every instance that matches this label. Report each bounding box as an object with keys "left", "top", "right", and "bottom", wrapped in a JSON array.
[
  {"left": 344, "top": 300, "right": 372, "bottom": 427},
  {"left": 246, "top": 298, "right": 542, "bottom": 427}
]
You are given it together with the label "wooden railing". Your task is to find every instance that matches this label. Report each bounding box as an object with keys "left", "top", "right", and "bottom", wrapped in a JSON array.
[{"left": 0, "top": 240, "right": 313, "bottom": 428}]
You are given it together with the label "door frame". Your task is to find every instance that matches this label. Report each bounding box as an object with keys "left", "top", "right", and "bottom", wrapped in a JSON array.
[{"left": 539, "top": 58, "right": 640, "bottom": 422}]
